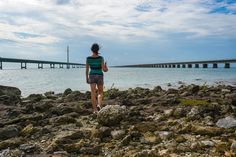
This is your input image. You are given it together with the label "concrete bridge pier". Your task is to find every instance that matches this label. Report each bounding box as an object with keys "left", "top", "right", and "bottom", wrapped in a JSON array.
[
  {"left": 67, "top": 64, "right": 70, "bottom": 69},
  {"left": 195, "top": 64, "right": 199, "bottom": 68},
  {"left": 213, "top": 63, "right": 218, "bottom": 68},
  {"left": 38, "top": 63, "right": 43, "bottom": 69},
  {"left": 21, "top": 62, "right": 27, "bottom": 69},
  {"left": 203, "top": 64, "right": 208, "bottom": 68},
  {"left": 50, "top": 64, "right": 55, "bottom": 68},
  {"left": 72, "top": 65, "right": 75, "bottom": 68},
  {"left": 182, "top": 64, "right": 186, "bottom": 68},
  {"left": 224, "top": 63, "right": 230, "bottom": 68},
  {"left": 0, "top": 61, "right": 2, "bottom": 70},
  {"left": 161, "top": 65, "right": 164, "bottom": 68},
  {"left": 188, "top": 64, "right": 192, "bottom": 68},
  {"left": 168, "top": 65, "right": 171, "bottom": 68},
  {"left": 59, "top": 64, "right": 63, "bottom": 68},
  {"left": 172, "top": 64, "right": 176, "bottom": 68},
  {"left": 177, "top": 64, "right": 180, "bottom": 68}
]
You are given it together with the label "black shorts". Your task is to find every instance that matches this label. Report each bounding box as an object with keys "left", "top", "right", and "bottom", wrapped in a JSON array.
[{"left": 89, "top": 75, "right": 104, "bottom": 85}]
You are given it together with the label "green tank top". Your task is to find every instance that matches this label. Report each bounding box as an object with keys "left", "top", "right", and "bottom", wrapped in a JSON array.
[{"left": 87, "top": 56, "right": 103, "bottom": 75}]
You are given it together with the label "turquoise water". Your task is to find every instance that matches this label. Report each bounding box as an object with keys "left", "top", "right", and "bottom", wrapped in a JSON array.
[{"left": 0, "top": 67, "right": 236, "bottom": 96}]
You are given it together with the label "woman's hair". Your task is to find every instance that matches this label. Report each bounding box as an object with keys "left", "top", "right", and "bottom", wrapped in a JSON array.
[{"left": 91, "top": 43, "right": 100, "bottom": 54}]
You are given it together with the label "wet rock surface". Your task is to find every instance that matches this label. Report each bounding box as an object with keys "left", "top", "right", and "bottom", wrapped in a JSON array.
[{"left": 0, "top": 84, "right": 236, "bottom": 156}]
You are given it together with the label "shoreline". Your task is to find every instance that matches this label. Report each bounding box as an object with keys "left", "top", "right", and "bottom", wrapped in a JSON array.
[{"left": 0, "top": 84, "right": 236, "bottom": 156}]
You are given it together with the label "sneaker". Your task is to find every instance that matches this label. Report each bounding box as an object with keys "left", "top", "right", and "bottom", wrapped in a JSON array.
[
  {"left": 93, "top": 110, "right": 98, "bottom": 114},
  {"left": 97, "top": 104, "right": 101, "bottom": 111}
]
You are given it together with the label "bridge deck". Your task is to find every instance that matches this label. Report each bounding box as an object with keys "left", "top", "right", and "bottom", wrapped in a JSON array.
[
  {"left": 0, "top": 57, "right": 84, "bottom": 65},
  {"left": 115, "top": 59, "right": 236, "bottom": 67}
]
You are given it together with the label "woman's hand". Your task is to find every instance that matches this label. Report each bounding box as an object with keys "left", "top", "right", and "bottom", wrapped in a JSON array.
[
  {"left": 86, "top": 77, "right": 89, "bottom": 84},
  {"left": 103, "top": 61, "right": 108, "bottom": 72}
]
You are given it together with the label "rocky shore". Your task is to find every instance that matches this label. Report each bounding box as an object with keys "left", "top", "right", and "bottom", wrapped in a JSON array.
[{"left": 0, "top": 84, "right": 236, "bottom": 157}]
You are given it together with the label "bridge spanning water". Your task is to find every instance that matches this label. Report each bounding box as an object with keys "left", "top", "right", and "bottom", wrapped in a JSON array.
[
  {"left": 0, "top": 57, "right": 85, "bottom": 70},
  {"left": 115, "top": 59, "right": 236, "bottom": 69}
]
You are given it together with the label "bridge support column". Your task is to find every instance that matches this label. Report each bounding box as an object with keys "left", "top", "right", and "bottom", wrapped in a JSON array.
[
  {"left": 21, "top": 62, "right": 27, "bottom": 69},
  {"left": 59, "top": 64, "right": 63, "bottom": 68},
  {"left": 161, "top": 65, "right": 164, "bottom": 68},
  {"left": 195, "top": 64, "right": 199, "bottom": 68},
  {"left": 72, "top": 65, "right": 75, "bottom": 68},
  {"left": 213, "top": 63, "right": 218, "bottom": 68},
  {"left": 172, "top": 64, "right": 176, "bottom": 68},
  {"left": 182, "top": 64, "right": 186, "bottom": 68},
  {"left": 224, "top": 63, "right": 230, "bottom": 68},
  {"left": 177, "top": 64, "right": 180, "bottom": 68},
  {"left": 38, "top": 63, "right": 43, "bottom": 69},
  {"left": 203, "top": 64, "right": 208, "bottom": 68},
  {"left": 67, "top": 64, "right": 70, "bottom": 69},
  {"left": 0, "top": 61, "right": 2, "bottom": 70},
  {"left": 188, "top": 64, "right": 192, "bottom": 68},
  {"left": 50, "top": 64, "right": 55, "bottom": 68},
  {"left": 168, "top": 65, "right": 171, "bottom": 68}
]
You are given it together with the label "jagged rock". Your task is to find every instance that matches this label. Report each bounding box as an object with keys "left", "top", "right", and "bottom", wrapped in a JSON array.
[
  {"left": 142, "top": 132, "right": 161, "bottom": 144},
  {"left": 92, "top": 127, "right": 111, "bottom": 139},
  {"left": 26, "top": 94, "right": 44, "bottom": 102},
  {"left": 19, "top": 144, "right": 40, "bottom": 153},
  {"left": 175, "top": 135, "right": 187, "bottom": 143},
  {"left": 0, "top": 125, "right": 19, "bottom": 140},
  {"left": 191, "top": 125, "right": 223, "bottom": 136},
  {"left": 49, "top": 115, "right": 76, "bottom": 125},
  {"left": 191, "top": 85, "right": 200, "bottom": 94},
  {"left": 20, "top": 124, "right": 35, "bottom": 137},
  {"left": 157, "top": 131, "right": 173, "bottom": 140},
  {"left": 153, "top": 86, "right": 162, "bottom": 92},
  {"left": 0, "top": 85, "right": 21, "bottom": 105},
  {"left": 80, "top": 145, "right": 101, "bottom": 155},
  {"left": 63, "top": 88, "right": 72, "bottom": 97},
  {"left": 111, "top": 130, "right": 126, "bottom": 140},
  {"left": 0, "top": 85, "right": 21, "bottom": 96},
  {"left": 97, "top": 105, "right": 126, "bottom": 126},
  {"left": 0, "top": 138, "right": 24, "bottom": 150},
  {"left": 216, "top": 116, "right": 236, "bottom": 128},
  {"left": 64, "top": 91, "right": 85, "bottom": 102},
  {"left": 0, "top": 148, "right": 22, "bottom": 157},
  {"left": 200, "top": 140, "right": 215, "bottom": 147}
]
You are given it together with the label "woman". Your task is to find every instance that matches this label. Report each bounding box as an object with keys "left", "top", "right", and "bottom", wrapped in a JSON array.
[{"left": 86, "top": 43, "right": 108, "bottom": 113}]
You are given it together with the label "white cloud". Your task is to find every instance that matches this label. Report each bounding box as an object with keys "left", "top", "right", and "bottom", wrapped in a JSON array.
[{"left": 0, "top": 0, "right": 236, "bottom": 45}]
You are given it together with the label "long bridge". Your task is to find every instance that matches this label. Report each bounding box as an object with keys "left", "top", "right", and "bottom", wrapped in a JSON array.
[
  {"left": 115, "top": 59, "right": 236, "bottom": 69},
  {"left": 0, "top": 57, "right": 85, "bottom": 69}
]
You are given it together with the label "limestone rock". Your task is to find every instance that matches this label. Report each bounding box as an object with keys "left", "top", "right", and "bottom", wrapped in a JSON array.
[
  {"left": 0, "top": 85, "right": 21, "bottom": 96},
  {"left": 216, "top": 116, "right": 236, "bottom": 128},
  {"left": 97, "top": 105, "right": 125, "bottom": 126},
  {"left": 0, "top": 125, "right": 19, "bottom": 140},
  {"left": 63, "top": 88, "right": 72, "bottom": 97},
  {"left": 111, "top": 130, "right": 126, "bottom": 140}
]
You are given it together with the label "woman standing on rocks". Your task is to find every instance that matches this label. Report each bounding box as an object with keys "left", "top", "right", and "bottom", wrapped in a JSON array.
[{"left": 86, "top": 43, "right": 108, "bottom": 113}]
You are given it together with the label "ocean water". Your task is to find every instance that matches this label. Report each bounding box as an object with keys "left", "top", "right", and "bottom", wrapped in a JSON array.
[{"left": 0, "top": 67, "right": 236, "bottom": 96}]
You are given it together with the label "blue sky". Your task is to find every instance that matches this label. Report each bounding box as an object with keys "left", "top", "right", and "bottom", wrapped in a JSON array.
[{"left": 0, "top": 0, "right": 236, "bottom": 66}]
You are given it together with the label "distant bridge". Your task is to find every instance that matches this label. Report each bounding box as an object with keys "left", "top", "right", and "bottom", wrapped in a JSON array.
[
  {"left": 115, "top": 59, "right": 236, "bottom": 69},
  {"left": 0, "top": 57, "right": 85, "bottom": 70}
]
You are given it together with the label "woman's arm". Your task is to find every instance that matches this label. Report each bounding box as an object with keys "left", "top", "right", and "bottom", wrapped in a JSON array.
[
  {"left": 86, "top": 62, "right": 89, "bottom": 83},
  {"left": 102, "top": 59, "right": 108, "bottom": 72}
]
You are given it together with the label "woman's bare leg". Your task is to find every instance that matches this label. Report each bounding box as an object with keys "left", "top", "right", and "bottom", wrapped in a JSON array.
[
  {"left": 90, "top": 84, "right": 97, "bottom": 112},
  {"left": 97, "top": 84, "right": 103, "bottom": 107}
]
